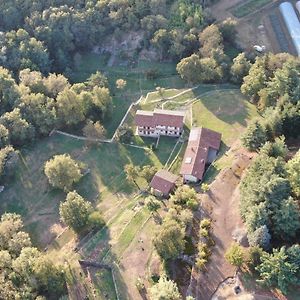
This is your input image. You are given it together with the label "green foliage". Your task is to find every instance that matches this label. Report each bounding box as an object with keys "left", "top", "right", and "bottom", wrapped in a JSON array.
[
  {"left": 286, "top": 150, "right": 300, "bottom": 197},
  {"left": 0, "top": 213, "right": 66, "bottom": 299},
  {"left": 225, "top": 243, "right": 245, "bottom": 268},
  {"left": 146, "top": 196, "right": 161, "bottom": 213},
  {"left": 230, "top": 53, "right": 252, "bottom": 84},
  {"left": 259, "top": 136, "right": 287, "bottom": 158},
  {"left": 256, "top": 245, "right": 300, "bottom": 294},
  {"left": 240, "top": 153, "right": 300, "bottom": 242},
  {"left": 88, "top": 211, "right": 105, "bottom": 230},
  {"left": 170, "top": 185, "right": 197, "bottom": 208},
  {"left": 153, "top": 220, "right": 185, "bottom": 261},
  {"left": 59, "top": 191, "right": 92, "bottom": 233},
  {"left": 141, "top": 165, "right": 158, "bottom": 183},
  {"left": 241, "top": 120, "right": 267, "bottom": 151},
  {"left": 0, "top": 146, "right": 19, "bottom": 182},
  {"left": 149, "top": 275, "right": 182, "bottom": 300},
  {"left": 44, "top": 154, "right": 83, "bottom": 191},
  {"left": 0, "top": 108, "right": 35, "bottom": 146},
  {"left": 247, "top": 225, "right": 271, "bottom": 250}
]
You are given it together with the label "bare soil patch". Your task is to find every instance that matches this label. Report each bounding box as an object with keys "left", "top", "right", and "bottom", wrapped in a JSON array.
[{"left": 188, "top": 142, "right": 256, "bottom": 299}]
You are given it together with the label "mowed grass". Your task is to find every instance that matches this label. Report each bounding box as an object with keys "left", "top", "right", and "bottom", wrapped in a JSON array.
[
  {"left": 231, "top": 0, "right": 272, "bottom": 18},
  {"left": 192, "top": 89, "right": 259, "bottom": 145},
  {"left": 70, "top": 53, "right": 185, "bottom": 136}
]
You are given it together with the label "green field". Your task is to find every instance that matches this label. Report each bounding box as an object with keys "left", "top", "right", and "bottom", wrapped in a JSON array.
[{"left": 231, "top": 0, "right": 272, "bottom": 18}]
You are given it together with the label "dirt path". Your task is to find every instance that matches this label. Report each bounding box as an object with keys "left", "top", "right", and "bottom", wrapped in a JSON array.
[{"left": 188, "top": 143, "right": 256, "bottom": 300}]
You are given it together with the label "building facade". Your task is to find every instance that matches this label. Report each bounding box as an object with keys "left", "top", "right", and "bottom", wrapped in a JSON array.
[{"left": 135, "top": 109, "right": 185, "bottom": 137}]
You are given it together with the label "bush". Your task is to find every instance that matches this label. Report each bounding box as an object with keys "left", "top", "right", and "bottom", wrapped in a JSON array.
[
  {"left": 135, "top": 277, "right": 145, "bottom": 292},
  {"left": 195, "top": 257, "right": 207, "bottom": 270},
  {"left": 186, "top": 199, "right": 198, "bottom": 211},
  {"left": 200, "top": 218, "right": 211, "bottom": 229},
  {"left": 88, "top": 211, "right": 105, "bottom": 230}
]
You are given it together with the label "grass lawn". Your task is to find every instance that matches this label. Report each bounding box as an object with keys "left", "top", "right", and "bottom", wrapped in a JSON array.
[
  {"left": 230, "top": 0, "right": 272, "bottom": 18},
  {"left": 70, "top": 53, "right": 185, "bottom": 136}
]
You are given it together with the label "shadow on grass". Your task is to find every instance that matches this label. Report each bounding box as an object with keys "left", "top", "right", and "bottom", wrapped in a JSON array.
[{"left": 199, "top": 90, "right": 250, "bottom": 127}]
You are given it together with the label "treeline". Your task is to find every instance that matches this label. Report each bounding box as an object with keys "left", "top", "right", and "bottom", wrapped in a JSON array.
[
  {"left": 0, "top": 67, "right": 112, "bottom": 184},
  {"left": 240, "top": 53, "right": 300, "bottom": 151},
  {"left": 238, "top": 53, "right": 300, "bottom": 294},
  {"left": 0, "top": 0, "right": 218, "bottom": 73},
  {"left": 0, "top": 213, "right": 66, "bottom": 299},
  {"left": 176, "top": 19, "right": 244, "bottom": 84}
]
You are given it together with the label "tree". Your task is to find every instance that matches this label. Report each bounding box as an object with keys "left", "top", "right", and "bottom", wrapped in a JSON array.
[
  {"left": 199, "top": 24, "right": 223, "bottom": 58},
  {"left": 141, "top": 165, "right": 158, "bottom": 183},
  {"left": 170, "top": 185, "right": 198, "bottom": 210},
  {"left": 0, "top": 146, "right": 19, "bottom": 181},
  {"left": 59, "top": 191, "right": 92, "bottom": 233},
  {"left": 256, "top": 246, "right": 300, "bottom": 294},
  {"left": 0, "top": 213, "right": 30, "bottom": 257},
  {"left": 230, "top": 53, "right": 252, "bottom": 84},
  {"left": 153, "top": 220, "right": 185, "bottom": 260},
  {"left": 241, "top": 57, "right": 267, "bottom": 101},
  {"left": 286, "top": 150, "right": 300, "bottom": 197},
  {"left": 241, "top": 120, "right": 267, "bottom": 151},
  {"left": 83, "top": 120, "right": 106, "bottom": 141},
  {"left": 259, "top": 136, "right": 287, "bottom": 158},
  {"left": 116, "top": 79, "right": 127, "bottom": 90},
  {"left": 225, "top": 243, "right": 245, "bottom": 269},
  {"left": 149, "top": 276, "right": 182, "bottom": 300},
  {"left": 44, "top": 154, "right": 83, "bottom": 191},
  {"left": 273, "top": 197, "right": 300, "bottom": 240},
  {"left": 247, "top": 225, "right": 271, "bottom": 250},
  {"left": 56, "top": 88, "right": 85, "bottom": 126},
  {"left": 86, "top": 71, "right": 108, "bottom": 89},
  {"left": 146, "top": 196, "right": 161, "bottom": 214},
  {"left": 219, "top": 18, "right": 237, "bottom": 43},
  {"left": 33, "top": 255, "right": 66, "bottom": 297},
  {"left": 19, "top": 92, "right": 57, "bottom": 136},
  {"left": 0, "top": 124, "right": 9, "bottom": 147},
  {"left": 0, "top": 108, "right": 35, "bottom": 146},
  {"left": 151, "top": 29, "right": 171, "bottom": 60},
  {"left": 125, "top": 164, "right": 141, "bottom": 189}
]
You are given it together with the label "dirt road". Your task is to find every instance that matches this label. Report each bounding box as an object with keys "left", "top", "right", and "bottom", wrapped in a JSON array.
[{"left": 188, "top": 144, "right": 255, "bottom": 299}]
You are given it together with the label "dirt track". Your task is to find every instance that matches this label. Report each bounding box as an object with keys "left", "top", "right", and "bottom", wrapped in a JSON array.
[{"left": 188, "top": 143, "right": 255, "bottom": 299}]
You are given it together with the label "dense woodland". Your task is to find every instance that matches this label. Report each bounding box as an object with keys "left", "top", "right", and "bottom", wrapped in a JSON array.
[{"left": 0, "top": 0, "right": 300, "bottom": 299}]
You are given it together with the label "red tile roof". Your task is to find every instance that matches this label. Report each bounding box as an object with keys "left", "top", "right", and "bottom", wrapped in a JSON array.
[
  {"left": 180, "top": 127, "right": 221, "bottom": 180},
  {"left": 150, "top": 170, "right": 179, "bottom": 195},
  {"left": 135, "top": 109, "right": 185, "bottom": 128}
]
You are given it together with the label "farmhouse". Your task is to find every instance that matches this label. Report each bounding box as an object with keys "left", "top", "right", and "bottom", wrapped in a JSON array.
[
  {"left": 150, "top": 170, "right": 179, "bottom": 197},
  {"left": 180, "top": 127, "right": 221, "bottom": 183},
  {"left": 135, "top": 109, "right": 185, "bottom": 137}
]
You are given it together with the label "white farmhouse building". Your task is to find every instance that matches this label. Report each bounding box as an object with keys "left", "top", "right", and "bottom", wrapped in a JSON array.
[{"left": 135, "top": 109, "right": 185, "bottom": 137}]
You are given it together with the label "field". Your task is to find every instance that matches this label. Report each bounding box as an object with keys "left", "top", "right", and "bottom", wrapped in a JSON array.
[{"left": 230, "top": 0, "right": 273, "bottom": 18}]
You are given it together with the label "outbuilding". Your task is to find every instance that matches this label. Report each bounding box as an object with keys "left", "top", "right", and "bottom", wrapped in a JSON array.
[{"left": 150, "top": 170, "right": 179, "bottom": 197}]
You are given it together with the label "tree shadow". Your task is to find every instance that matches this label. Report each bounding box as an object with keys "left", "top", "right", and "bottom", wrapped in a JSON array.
[{"left": 199, "top": 90, "right": 251, "bottom": 127}]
